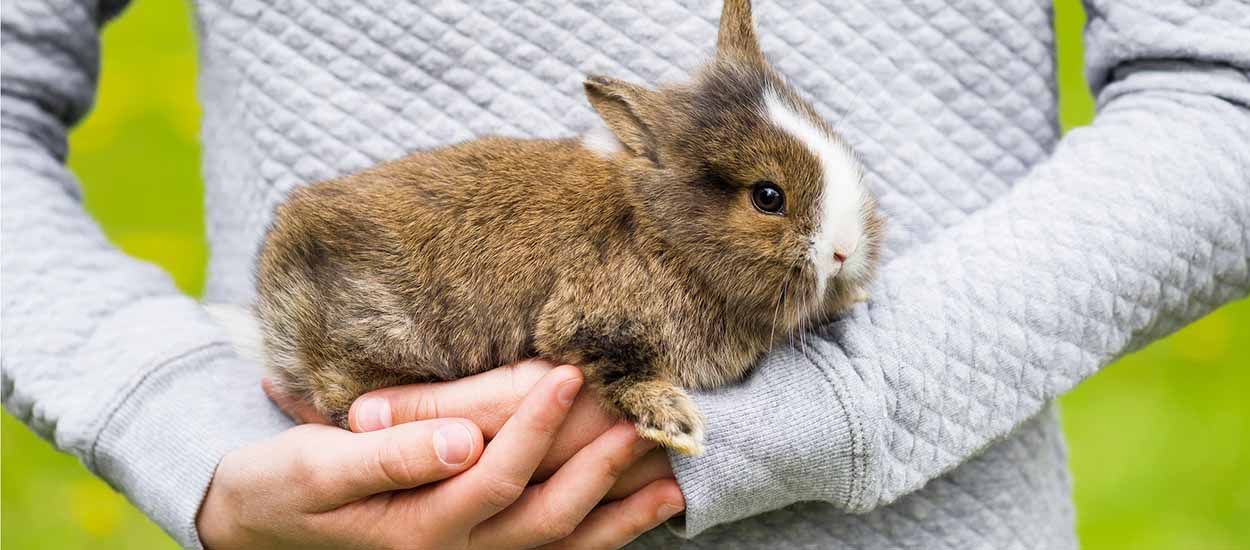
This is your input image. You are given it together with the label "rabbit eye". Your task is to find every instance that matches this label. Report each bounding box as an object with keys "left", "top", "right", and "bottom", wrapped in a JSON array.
[{"left": 750, "top": 181, "right": 785, "bottom": 215}]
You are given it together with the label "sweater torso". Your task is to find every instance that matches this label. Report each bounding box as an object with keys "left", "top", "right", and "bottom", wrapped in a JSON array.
[{"left": 194, "top": 1, "right": 1072, "bottom": 548}]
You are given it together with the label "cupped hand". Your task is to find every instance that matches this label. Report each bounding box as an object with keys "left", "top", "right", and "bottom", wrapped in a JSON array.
[
  {"left": 199, "top": 367, "right": 683, "bottom": 549},
  {"left": 331, "top": 360, "right": 677, "bottom": 501}
]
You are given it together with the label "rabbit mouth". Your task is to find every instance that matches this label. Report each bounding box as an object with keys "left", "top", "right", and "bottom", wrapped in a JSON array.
[
  {"left": 836, "top": 243, "right": 873, "bottom": 284},
  {"left": 805, "top": 239, "right": 847, "bottom": 298},
  {"left": 770, "top": 256, "right": 825, "bottom": 328}
]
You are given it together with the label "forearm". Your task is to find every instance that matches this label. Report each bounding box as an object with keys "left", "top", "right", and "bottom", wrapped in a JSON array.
[
  {"left": 844, "top": 67, "right": 1250, "bottom": 505},
  {"left": 1, "top": 96, "right": 295, "bottom": 550},
  {"left": 672, "top": 19, "right": 1250, "bottom": 536},
  {"left": 1, "top": 1, "right": 291, "bottom": 546}
]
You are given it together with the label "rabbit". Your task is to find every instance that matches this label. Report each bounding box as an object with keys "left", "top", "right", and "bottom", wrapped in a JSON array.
[{"left": 235, "top": 0, "right": 884, "bottom": 456}]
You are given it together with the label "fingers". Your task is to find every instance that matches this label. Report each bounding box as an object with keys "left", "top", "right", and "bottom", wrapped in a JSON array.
[
  {"left": 263, "top": 377, "right": 333, "bottom": 425},
  {"left": 349, "top": 359, "right": 554, "bottom": 433},
  {"left": 532, "top": 388, "right": 620, "bottom": 480},
  {"left": 539, "top": 479, "right": 685, "bottom": 550},
  {"left": 470, "top": 422, "right": 654, "bottom": 548},
  {"left": 428, "top": 366, "right": 583, "bottom": 525},
  {"left": 350, "top": 361, "right": 616, "bottom": 480},
  {"left": 291, "top": 419, "right": 484, "bottom": 509},
  {"left": 606, "top": 449, "right": 673, "bottom": 501}
]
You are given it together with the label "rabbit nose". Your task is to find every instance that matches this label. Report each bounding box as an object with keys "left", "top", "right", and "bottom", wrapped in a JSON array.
[{"left": 830, "top": 235, "right": 860, "bottom": 264}]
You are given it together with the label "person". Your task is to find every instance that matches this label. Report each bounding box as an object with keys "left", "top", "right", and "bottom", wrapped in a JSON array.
[{"left": 2, "top": 0, "right": 1247, "bottom": 548}]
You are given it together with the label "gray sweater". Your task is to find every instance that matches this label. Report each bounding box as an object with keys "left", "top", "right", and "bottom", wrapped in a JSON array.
[{"left": 3, "top": 0, "right": 1248, "bottom": 548}]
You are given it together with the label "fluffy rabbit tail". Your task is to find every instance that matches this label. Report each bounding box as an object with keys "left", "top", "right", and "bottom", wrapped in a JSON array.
[{"left": 204, "top": 303, "right": 265, "bottom": 364}]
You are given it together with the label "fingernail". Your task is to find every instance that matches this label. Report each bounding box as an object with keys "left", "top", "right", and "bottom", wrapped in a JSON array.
[
  {"left": 355, "top": 397, "right": 392, "bottom": 431},
  {"left": 556, "top": 377, "right": 582, "bottom": 406},
  {"left": 658, "top": 501, "right": 685, "bottom": 519},
  {"left": 434, "top": 422, "right": 473, "bottom": 466}
]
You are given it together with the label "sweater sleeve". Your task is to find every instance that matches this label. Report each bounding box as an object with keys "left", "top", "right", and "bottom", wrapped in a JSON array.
[
  {"left": 0, "top": 1, "right": 292, "bottom": 547},
  {"left": 670, "top": 0, "right": 1250, "bottom": 536}
]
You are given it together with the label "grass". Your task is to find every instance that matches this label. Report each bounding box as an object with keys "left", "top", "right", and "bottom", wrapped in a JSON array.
[{"left": 2, "top": 0, "right": 1246, "bottom": 547}]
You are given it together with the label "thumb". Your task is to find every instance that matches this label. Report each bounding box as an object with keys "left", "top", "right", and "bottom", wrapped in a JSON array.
[{"left": 296, "top": 419, "right": 485, "bottom": 508}]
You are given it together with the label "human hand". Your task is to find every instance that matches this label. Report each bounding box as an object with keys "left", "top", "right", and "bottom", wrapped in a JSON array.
[
  {"left": 334, "top": 360, "right": 677, "bottom": 501},
  {"left": 199, "top": 367, "right": 684, "bottom": 549}
]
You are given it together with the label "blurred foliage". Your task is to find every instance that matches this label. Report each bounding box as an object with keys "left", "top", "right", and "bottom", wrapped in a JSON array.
[{"left": 1, "top": 0, "right": 1246, "bottom": 548}]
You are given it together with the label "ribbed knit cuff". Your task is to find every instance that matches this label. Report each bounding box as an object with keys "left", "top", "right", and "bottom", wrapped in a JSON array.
[
  {"left": 90, "top": 344, "right": 292, "bottom": 548},
  {"left": 666, "top": 343, "right": 874, "bottom": 538}
]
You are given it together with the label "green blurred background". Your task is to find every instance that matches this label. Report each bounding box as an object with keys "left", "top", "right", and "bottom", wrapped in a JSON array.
[{"left": 2, "top": 0, "right": 1247, "bottom": 547}]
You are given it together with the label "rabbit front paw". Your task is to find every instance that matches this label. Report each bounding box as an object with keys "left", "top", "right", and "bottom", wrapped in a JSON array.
[{"left": 625, "top": 382, "right": 705, "bottom": 456}]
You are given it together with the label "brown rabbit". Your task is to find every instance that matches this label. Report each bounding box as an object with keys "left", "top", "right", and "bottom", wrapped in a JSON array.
[{"left": 234, "top": 0, "right": 883, "bottom": 456}]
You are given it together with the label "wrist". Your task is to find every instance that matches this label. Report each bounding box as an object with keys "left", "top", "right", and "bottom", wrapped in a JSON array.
[
  {"left": 90, "top": 341, "right": 292, "bottom": 549},
  {"left": 668, "top": 344, "right": 873, "bottom": 536},
  {"left": 195, "top": 480, "right": 230, "bottom": 550},
  {"left": 195, "top": 449, "right": 244, "bottom": 550}
]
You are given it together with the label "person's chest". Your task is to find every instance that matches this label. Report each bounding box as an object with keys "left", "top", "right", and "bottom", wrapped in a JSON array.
[{"left": 194, "top": 0, "right": 1059, "bottom": 297}]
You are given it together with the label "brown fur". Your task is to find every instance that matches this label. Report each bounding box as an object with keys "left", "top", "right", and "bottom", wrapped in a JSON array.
[{"left": 254, "top": 0, "right": 884, "bottom": 455}]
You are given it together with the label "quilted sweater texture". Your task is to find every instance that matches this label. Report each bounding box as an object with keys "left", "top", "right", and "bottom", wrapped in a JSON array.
[{"left": 3, "top": 0, "right": 1249, "bottom": 548}]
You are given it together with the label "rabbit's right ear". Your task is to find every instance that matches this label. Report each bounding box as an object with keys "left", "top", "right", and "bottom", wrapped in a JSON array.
[
  {"left": 584, "top": 75, "right": 661, "bottom": 162},
  {"left": 716, "top": 0, "right": 765, "bottom": 67}
]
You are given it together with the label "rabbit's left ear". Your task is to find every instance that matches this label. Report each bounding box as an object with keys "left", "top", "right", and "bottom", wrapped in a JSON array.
[
  {"left": 716, "top": 0, "right": 766, "bottom": 67},
  {"left": 583, "top": 75, "right": 661, "bottom": 162}
]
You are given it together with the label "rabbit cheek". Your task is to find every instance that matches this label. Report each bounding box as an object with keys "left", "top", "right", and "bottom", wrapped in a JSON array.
[{"left": 760, "top": 89, "right": 867, "bottom": 299}]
